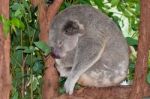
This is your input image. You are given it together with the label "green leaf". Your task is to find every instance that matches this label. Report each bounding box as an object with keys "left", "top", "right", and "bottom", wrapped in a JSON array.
[
  {"left": 34, "top": 41, "right": 51, "bottom": 56},
  {"left": 11, "top": 50, "right": 23, "bottom": 67},
  {"left": 16, "top": 46, "right": 27, "bottom": 50},
  {"left": 111, "top": 16, "right": 121, "bottom": 30},
  {"left": 16, "top": 46, "right": 35, "bottom": 54},
  {"left": 31, "top": 76, "right": 39, "bottom": 91},
  {"left": 33, "top": 61, "right": 43, "bottom": 74},
  {"left": 10, "top": 3, "right": 20, "bottom": 11},
  {"left": 59, "top": 87, "right": 66, "bottom": 94},
  {"left": 26, "top": 54, "right": 36, "bottom": 66},
  {"left": 0, "top": 15, "right": 10, "bottom": 37},
  {"left": 10, "top": 18, "right": 25, "bottom": 30},
  {"left": 23, "top": 46, "right": 35, "bottom": 54},
  {"left": 126, "top": 37, "right": 138, "bottom": 46},
  {"left": 93, "top": 0, "right": 104, "bottom": 9},
  {"left": 64, "top": 2, "right": 71, "bottom": 7},
  {"left": 0, "top": 15, "right": 2, "bottom": 22},
  {"left": 135, "top": 4, "right": 140, "bottom": 15},
  {"left": 59, "top": 77, "right": 67, "bottom": 84},
  {"left": 147, "top": 72, "right": 150, "bottom": 84},
  {"left": 118, "top": 5, "right": 133, "bottom": 17},
  {"left": 3, "top": 20, "right": 10, "bottom": 36},
  {"left": 11, "top": 87, "right": 19, "bottom": 99},
  {"left": 75, "top": 83, "right": 81, "bottom": 90},
  {"left": 111, "top": 0, "right": 120, "bottom": 7},
  {"left": 78, "top": 0, "right": 91, "bottom": 4},
  {"left": 14, "top": 9, "right": 22, "bottom": 18}
]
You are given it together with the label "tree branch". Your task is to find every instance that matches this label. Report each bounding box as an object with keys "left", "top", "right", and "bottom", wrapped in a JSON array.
[
  {"left": 0, "top": 0, "right": 12, "bottom": 99},
  {"left": 129, "top": 1, "right": 150, "bottom": 99},
  {"left": 30, "top": 0, "right": 64, "bottom": 99}
]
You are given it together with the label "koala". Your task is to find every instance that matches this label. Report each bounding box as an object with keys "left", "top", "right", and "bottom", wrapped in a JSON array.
[{"left": 48, "top": 5, "right": 129, "bottom": 95}]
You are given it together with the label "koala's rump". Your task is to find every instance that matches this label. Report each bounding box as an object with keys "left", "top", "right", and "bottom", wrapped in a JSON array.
[
  {"left": 56, "top": 36, "right": 129, "bottom": 87},
  {"left": 78, "top": 37, "right": 129, "bottom": 87}
]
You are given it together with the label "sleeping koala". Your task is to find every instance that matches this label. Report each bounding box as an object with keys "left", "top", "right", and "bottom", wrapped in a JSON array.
[{"left": 48, "top": 5, "right": 129, "bottom": 95}]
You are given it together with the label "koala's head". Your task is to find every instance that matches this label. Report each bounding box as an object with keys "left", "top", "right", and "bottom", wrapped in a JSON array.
[{"left": 49, "top": 19, "right": 84, "bottom": 58}]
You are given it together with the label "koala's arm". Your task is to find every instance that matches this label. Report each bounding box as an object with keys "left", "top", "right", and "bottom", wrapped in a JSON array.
[{"left": 64, "top": 37, "right": 107, "bottom": 94}]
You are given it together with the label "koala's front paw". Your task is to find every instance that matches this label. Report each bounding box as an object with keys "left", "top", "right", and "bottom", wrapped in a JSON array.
[{"left": 64, "top": 79, "right": 75, "bottom": 95}]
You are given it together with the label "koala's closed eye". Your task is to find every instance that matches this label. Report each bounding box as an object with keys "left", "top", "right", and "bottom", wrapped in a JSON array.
[{"left": 63, "top": 20, "right": 80, "bottom": 35}]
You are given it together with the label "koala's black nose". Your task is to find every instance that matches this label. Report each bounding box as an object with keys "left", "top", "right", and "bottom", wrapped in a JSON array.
[
  {"left": 51, "top": 52, "right": 61, "bottom": 59},
  {"left": 51, "top": 48, "right": 61, "bottom": 59}
]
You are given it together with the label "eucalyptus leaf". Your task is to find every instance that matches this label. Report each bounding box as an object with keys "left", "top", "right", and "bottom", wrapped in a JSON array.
[
  {"left": 3, "top": 20, "right": 10, "bottom": 36},
  {"left": 32, "top": 77, "right": 39, "bottom": 91},
  {"left": 14, "top": 9, "right": 22, "bottom": 18},
  {"left": 11, "top": 18, "right": 25, "bottom": 30},
  {"left": 64, "top": 2, "right": 71, "bottom": 7},
  {"left": 33, "top": 61, "right": 43, "bottom": 74},
  {"left": 126, "top": 37, "right": 138, "bottom": 46},
  {"left": 23, "top": 46, "right": 35, "bottom": 54},
  {"left": 10, "top": 3, "right": 20, "bottom": 10},
  {"left": 3, "top": 23, "right": 10, "bottom": 34},
  {"left": 26, "top": 54, "right": 36, "bottom": 66},
  {"left": 11, "top": 50, "right": 23, "bottom": 67},
  {"left": 16, "top": 46, "right": 28, "bottom": 50},
  {"left": 78, "top": 0, "right": 91, "bottom": 4},
  {"left": 11, "top": 88, "right": 19, "bottom": 99},
  {"left": 59, "top": 87, "right": 66, "bottom": 94},
  {"left": 34, "top": 41, "right": 51, "bottom": 56},
  {"left": 0, "top": 15, "right": 2, "bottom": 22},
  {"left": 93, "top": 0, "right": 104, "bottom": 9},
  {"left": 111, "top": 0, "right": 119, "bottom": 7},
  {"left": 147, "top": 72, "right": 150, "bottom": 84}
]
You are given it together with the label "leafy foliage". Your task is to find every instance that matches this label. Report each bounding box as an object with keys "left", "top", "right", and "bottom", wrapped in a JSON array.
[
  {"left": 10, "top": 0, "right": 44, "bottom": 98},
  {"left": 0, "top": 0, "right": 148, "bottom": 98}
]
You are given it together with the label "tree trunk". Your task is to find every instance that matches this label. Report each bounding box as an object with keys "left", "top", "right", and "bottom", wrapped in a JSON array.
[
  {"left": 0, "top": 0, "right": 12, "bottom": 99},
  {"left": 30, "top": 0, "right": 64, "bottom": 99},
  {"left": 129, "top": 0, "right": 150, "bottom": 99}
]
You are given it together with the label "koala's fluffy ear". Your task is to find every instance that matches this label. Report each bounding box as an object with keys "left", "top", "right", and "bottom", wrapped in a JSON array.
[{"left": 63, "top": 20, "right": 84, "bottom": 36}]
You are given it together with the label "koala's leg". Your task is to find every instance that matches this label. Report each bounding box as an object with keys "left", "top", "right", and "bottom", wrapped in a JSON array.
[{"left": 64, "top": 38, "right": 107, "bottom": 94}]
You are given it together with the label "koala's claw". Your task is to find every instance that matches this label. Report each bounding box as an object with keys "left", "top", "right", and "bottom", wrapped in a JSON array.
[{"left": 64, "top": 80, "right": 75, "bottom": 95}]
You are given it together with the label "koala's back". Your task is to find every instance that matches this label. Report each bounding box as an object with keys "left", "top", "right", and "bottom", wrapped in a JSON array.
[
  {"left": 52, "top": 5, "right": 127, "bottom": 52},
  {"left": 53, "top": 5, "right": 121, "bottom": 37},
  {"left": 54, "top": 5, "right": 129, "bottom": 87}
]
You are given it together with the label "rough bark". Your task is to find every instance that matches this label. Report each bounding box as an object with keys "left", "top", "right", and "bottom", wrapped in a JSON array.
[
  {"left": 129, "top": 0, "right": 150, "bottom": 99},
  {"left": 30, "top": 0, "right": 64, "bottom": 99},
  {"left": 57, "top": 86, "right": 150, "bottom": 99},
  {"left": 0, "top": 0, "right": 12, "bottom": 99}
]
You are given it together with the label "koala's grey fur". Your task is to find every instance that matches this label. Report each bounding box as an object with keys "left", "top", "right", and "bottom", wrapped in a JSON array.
[{"left": 48, "top": 5, "right": 129, "bottom": 95}]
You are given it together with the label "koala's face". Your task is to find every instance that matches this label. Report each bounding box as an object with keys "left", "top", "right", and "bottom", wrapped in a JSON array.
[{"left": 49, "top": 20, "right": 84, "bottom": 58}]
